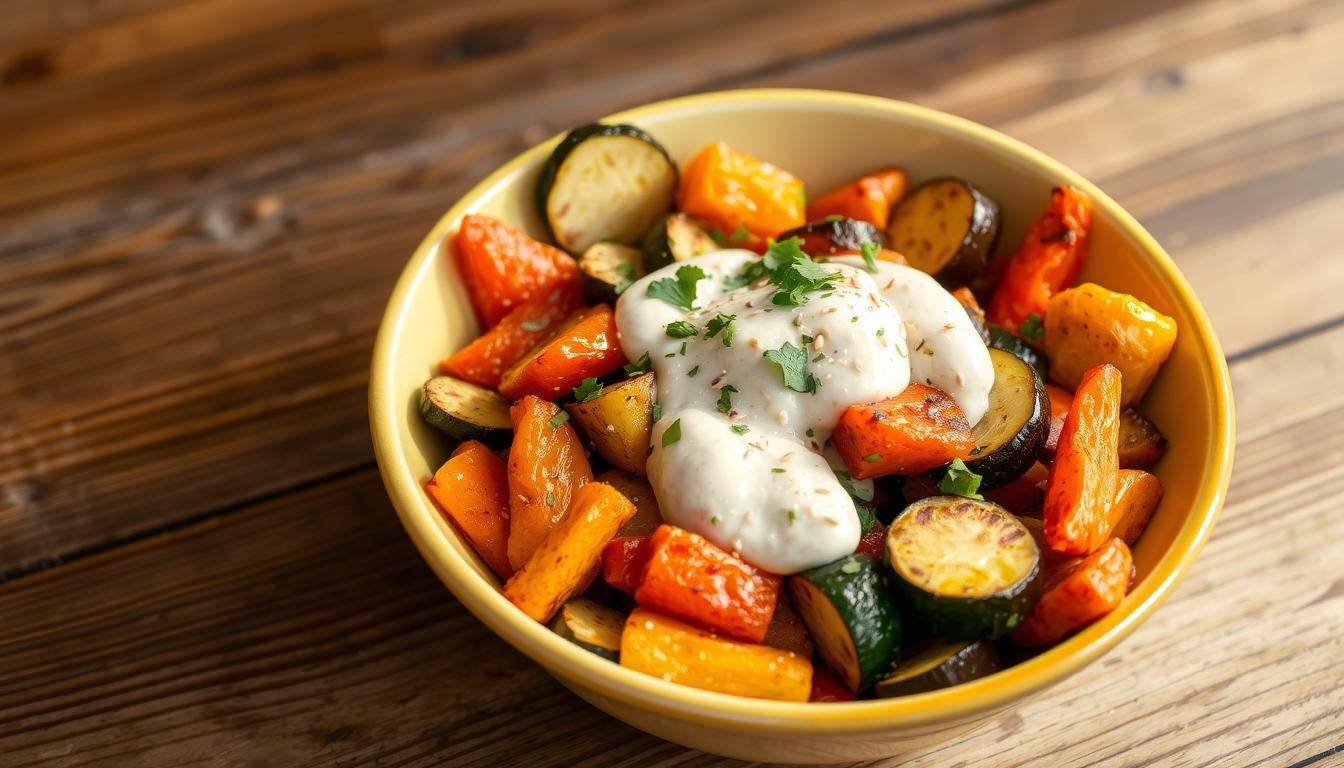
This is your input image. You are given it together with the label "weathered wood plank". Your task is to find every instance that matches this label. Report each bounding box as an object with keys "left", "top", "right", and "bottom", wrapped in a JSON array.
[{"left": 0, "top": 314, "right": 1340, "bottom": 767}]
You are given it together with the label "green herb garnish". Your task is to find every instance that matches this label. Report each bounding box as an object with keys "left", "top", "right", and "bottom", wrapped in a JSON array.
[
  {"left": 572, "top": 377, "right": 602, "bottom": 402},
  {"left": 1020, "top": 313, "right": 1045, "bottom": 341},
  {"left": 764, "top": 238, "right": 842, "bottom": 306},
  {"left": 614, "top": 261, "right": 637, "bottom": 296},
  {"left": 520, "top": 319, "right": 546, "bottom": 332},
  {"left": 704, "top": 313, "right": 736, "bottom": 346},
  {"left": 652, "top": 403, "right": 664, "bottom": 421},
  {"left": 730, "top": 424, "right": 750, "bottom": 435},
  {"left": 687, "top": 365, "right": 700, "bottom": 377},
  {"left": 939, "top": 458, "right": 985, "bottom": 500},
  {"left": 772, "top": 467, "right": 786, "bottom": 474},
  {"left": 661, "top": 418, "right": 682, "bottom": 447},
  {"left": 859, "top": 241, "right": 880, "bottom": 272},
  {"left": 646, "top": 264, "right": 707, "bottom": 311},
  {"left": 716, "top": 384, "right": 738, "bottom": 414},
  {"left": 730, "top": 223, "right": 750, "bottom": 243},
  {"left": 864, "top": 453, "right": 882, "bottom": 463},
  {"left": 547, "top": 411, "right": 570, "bottom": 429},
  {"left": 763, "top": 341, "right": 818, "bottom": 394},
  {"left": 623, "top": 351, "right": 652, "bottom": 376},
  {"left": 546, "top": 491, "right": 556, "bottom": 506},
  {"left": 665, "top": 320, "right": 698, "bottom": 338}
]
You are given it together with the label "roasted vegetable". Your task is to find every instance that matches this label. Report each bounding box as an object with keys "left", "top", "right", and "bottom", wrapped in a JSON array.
[
  {"left": 806, "top": 167, "right": 908, "bottom": 229},
  {"left": 600, "top": 535, "right": 650, "bottom": 594},
  {"left": 498, "top": 304, "right": 627, "bottom": 401},
  {"left": 833, "top": 383, "right": 975, "bottom": 480},
  {"left": 440, "top": 284, "right": 583, "bottom": 389},
  {"left": 987, "top": 186, "right": 1092, "bottom": 334},
  {"left": 966, "top": 348, "right": 1050, "bottom": 489},
  {"left": 578, "top": 242, "right": 642, "bottom": 305},
  {"left": 550, "top": 598, "right": 626, "bottom": 660},
  {"left": 887, "top": 496, "right": 1041, "bottom": 640},
  {"left": 503, "top": 482, "right": 636, "bottom": 623},
  {"left": 640, "top": 212, "right": 719, "bottom": 272},
  {"left": 506, "top": 395, "right": 594, "bottom": 570},
  {"left": 809, "top": 667, "right": 857, "bottom": 702},
  {"left": 419, "top": 376, "right": 512, "bottom": 449},
  {"left": 564, "top": 372, "right": 655, "bottom": 475},
  {"left": 596, "top": 468, "right": 663, "bottom": 536},
  {"left": 454, "top": 213, "right": 581, "bottom": 327},
  {"left": 874, "top": 640, "right": 1000, "bottom": 697},
  {"left": 789, "top": 554, "right": 902, "bottom": 692},
  {"left": 1043, "top": 283, "right": 1177, "bottom": 406},
  {"left": 983, "top": 461, "right": 1050, "bottom": 515},
  {"left": 1110, "top": 469, "right": 1163, "bottom": 547},
  {"left": 677, "top": 141, "right": 806, "bottom": 239},
  {"left": 953, "top": 287, "right": 991, "bottom": 343},
  {"left": 620, "top": 608, "right": 813, "bottom": 701},
  {"left": 1010, "top": 537, "right": 1132, "bottom": 646},
  {"left": 425, "top": 441, "right": 513, "bottom": 579},
  {"left": 1042, "top": 383, "right": 1075, "bottom": 457},
  {"left": 1044, "top": 364, "right": 1122, "bottom": 556},
  {"left": 537, "top": 123, "right": 677, "bottom": 254},
  {"left": 778, "top": 217, "right": 887, "bottom": 257},
  {"left": 634, "top": 524, "right": 782, "bottom": 643},
  {"left": 1119, "top": 408, "right": 1169, "bottom": 469},
  {"left": 762, "top": 592, "right": 815, "bottom": 658},
  {"left": 885, "top": 178, "right": 1000, "bottom": 284},
  {"left": 987, "top": 325, "right": 1048, "bottom": 379}
]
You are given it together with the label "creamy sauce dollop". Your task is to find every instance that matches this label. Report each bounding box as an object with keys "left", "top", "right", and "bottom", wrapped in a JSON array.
[{"left": 615, "top": 249, "right": 991, "bottom": 574}]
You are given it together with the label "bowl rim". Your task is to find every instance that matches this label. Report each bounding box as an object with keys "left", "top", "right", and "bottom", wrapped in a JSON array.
[{"left": 369, "top": 88, "right": 1235, "bottom": 732}]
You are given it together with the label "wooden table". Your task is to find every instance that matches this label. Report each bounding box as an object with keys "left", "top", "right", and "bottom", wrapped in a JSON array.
[{"left": 2, "top": 0, "right": 1341, "bottom": 765}]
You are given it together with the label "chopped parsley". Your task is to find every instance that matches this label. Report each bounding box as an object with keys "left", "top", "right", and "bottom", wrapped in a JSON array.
[
  {"left": 665, "top": 320, "right": 698, "bottom": 338},
  {"left": 836, "top": 470, "right": 877, "bottom": 529},
  {"left": 704, "top": 313, "right": 736, "bottom": 346},
  {"left": 646, "top": 264, "right": 707, "bottom": 311},
  {"left": 687, "top": 365, "right": 700, "bottom": 377},
  {"left": 519, "top": 319, "right": 546, "bottom": 332},
  {"left": 547, "top": 411, "right": 570, "bottom": 428},
  {"left": 859, "top": 241, "right": 880, "bottom": 272},
  {"left": 763, "top": 341, "right": 818, "bottom": 394},
  {"left": 546, "top": 491, "right": 556, "bottom": 506},
  {"left": 939, "top": 458, "right": 985, "bottom": 500},
  {"left": 613, "top": 261, "right": 637, "bottom": 296},
  {"left": 572, "top": 377, "right": 603, "bottom": 402},
  {"left": 864, "top": 453, "right": 882, "bottom": 463},
  {"left": 771, "top": 467, "right": 786, "bottom": 474},
  {"left": 801, "top": 334, "right": 814, "bottom": 345},
  {"left": 721, "top": 237, "right": 841, "bottom": 303},
  {"left": 623, "top": 351, "right": 652, "bottom": 376},
  {"left": 730, "top": 223, "right": 750, "bottom": 244},
  {"left": 716, "top": 384, "right": 738, "bottom": 414},
  {"left": 821, "top": 213, "right": 844, "bottom": 222},
  {"left": 706, "top": 227, "right": 728, "bottom": 247},
  {"left": 805, "top": 428, "right": 815, "bottom": 438},
  {"left": 661, "top": 418, "right": 682, "bottom": 447},
  {"left": 787, "top": 509, "right": 798, "bottom": 525},
  {"left": 651, "top": 402, "right": 663, "bottom": 421},
  {"left": 839, "top": 559, "right": 862, "bottom": 575},
  {"left": 730, "top": 424, "right": 750, "bottom": 435},
  {"left": 710, "top": 515, "right": 720, "bottom": 525},
  {"left": 1019, "top": 313, "right": 1046, "bottom": 341}
]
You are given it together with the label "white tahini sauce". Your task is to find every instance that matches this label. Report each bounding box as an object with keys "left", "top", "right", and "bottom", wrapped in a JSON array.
[{"left": 615, "top": 249, "right": 992, "bottom": 574}]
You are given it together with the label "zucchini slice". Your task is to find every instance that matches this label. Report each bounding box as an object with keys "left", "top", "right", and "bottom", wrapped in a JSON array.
[
  {"left": 778, "top": 217, "right": 886, "bottom": 257},
  {"left": 640, "top": 212, "right": 719, "bottom": 272},
  {"left": 987, "top": 325, "right": 1049, "bottom": 379},
  {"left": 966, "top": 348, "right": 1050, "bottom": 489},
  {"left": 885, "top": 178, "right": 1000, "bottom": 283},
  {"left": 537, "top": 123, "right": 678, "bottom": 254},
  {"left": 419, "top": 375, "right": 511, "bottom": 448},
  {"left": 550, "top": 598, "right": 626, "bottom": 661},
  {"left": 578, "top": 241, "right": 642, "bottom": 305},
  {"left": 886, "top": 496, "right": 1040, "bottom": 640},
  {"left": 788, "top": 554, "right": 901, "bottom": 693},
  {"left": 874, "top": 640, "right": 1001, "bottom": 697}
]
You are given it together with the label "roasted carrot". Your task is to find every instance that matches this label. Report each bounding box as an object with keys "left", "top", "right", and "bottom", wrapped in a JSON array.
[
  {"left": 1042, "top": 383, "right": 1075, "bottom": 456},
  {"left": 634, "top": 524, "right": 782, "bottom": 643},
  {"left": 506, "top": 395, "right": 593, "bottom": 570},
  {"left": 1010, "top": 537, "right": 1133, "bottom": 646},
  {"left": 987, "top": 186, "right": 1092, "bottom": 334},
  {"left": 498, "top": 304, "right": 627, "bottom": 402},
  {"left": 439, "top": 284, "right": 582, "bottom": 388},
  {"left": 762, "top": 593, "right": 814, "bottom": 658},
  {"left": 600, "top": 535, "right": 651, "bottom": 594},
  {"left": 677, "top": 141, "right": 806, "bottom": 239},
  {"left": 620, "top": 608, "right": 813, "bottom": 701},
  {"left": 984, "top": 461, "right": 1050, "bottom": 515},
  {"left": 1110, "top": 469, "right": 1163, "bottom": 547},
  {"left": 425, "top": 441, "right": 513, "bottom": 579},
  {"left": 1044, "top": 364, "right": 1122, "bottom": 555},
  {"left": 503, "top": 482, "right": 636, "bottom": 623},
  {"left": 833, "top": 383, "right": 975, "bottom": 480},
  {"left": 805, "top": 167, "right": 907, "bottom": 229},
  {"left": 455, "top": 214, "right": 581, "bottom": 327},
  {"left": 596, "top": 469, "right": 663, "bottom": 537}
]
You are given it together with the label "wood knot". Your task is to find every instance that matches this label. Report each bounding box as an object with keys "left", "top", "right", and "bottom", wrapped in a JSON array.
[{"left": 2, "top": 49, "right": 54, "bottom": 88}]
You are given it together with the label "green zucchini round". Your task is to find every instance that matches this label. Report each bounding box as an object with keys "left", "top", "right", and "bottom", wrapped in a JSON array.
[
  {"left": 987, "top": 325, "right": 1049, "bottom": 379},
  {"left": 966, "top": 348, "right": 1050, "bottom": 489},
  {"left": 419, "top": 375, "right": 512, "bottom": 449},
  {"left": 777, "top": 217, "right": 886, "bottom": 257},
  {"left": 578, "top": 241, "right": 643, "bottom": 305},
  {"left": 885, "top": 178, "right": 1000, "bottom": 284},
  {"left": 537, "top": 123, "right": 678, "bottom": 254},
  {"left": 640, "top": 212, "right": 719, "bottom": 273},
  {"left": 788, "top": 554, "right": 901, "bottom": 693},
  {"left": 874, "top": 640, "right": 1001, "bottom": 697},
  {"left": 886, "top": 496, "right": 1040, "bottom": 641},
  {"left": 550, "top": 598, "right": 626, "bottom": 661}
]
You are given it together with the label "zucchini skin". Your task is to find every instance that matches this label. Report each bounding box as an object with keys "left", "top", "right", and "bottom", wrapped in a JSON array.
[
  {"left": 887, "top": 177, "right": 1001, "bottom": 284},
  {"left": 988, "top": 325, "right": 1049, "bottom": 379},
  {"left": 536, "top": 123, "right": 677, "bottom": 251},
  {"left": 886, "top": 497, "right": 1042, "bottom": 641},
  {"left": 874, "top": 640, "right": 1001, "bottom": 697},
  {"left": 578, "top": 242, "right": 642, "bottom": 305},
  {"left": 789, "top": 554, "right": 901, "bottom": 692},
  {"left": 418, "top": 377, "right": 512, "bottom": 449},
  {"left": 965, "top": 348, "right": 1050, "bottom": 489},
  {"left": 550, "top": 598, "right": 625, "bottom": 661},
  {"left": 640, "top": 213, "right": 719, "bottom": 273},
  {"left": 778, "top": 217, "right": 887, "bottom": 256}
]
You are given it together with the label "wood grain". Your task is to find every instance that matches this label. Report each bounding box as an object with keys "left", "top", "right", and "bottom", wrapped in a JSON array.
[{"left": 0, "top": 305, "right": 1340, "bottom": 768}]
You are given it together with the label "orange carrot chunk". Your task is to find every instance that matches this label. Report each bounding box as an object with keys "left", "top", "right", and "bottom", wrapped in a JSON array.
[
  {"left": 498, "top": 304, "right": 627, "bottom": 402},
  {"left": 1109, "top": 469, "right": 1164, "bottom": 547},
  {"left": 634, "top": 524, "right": 782, "bottom": 643},
  {"left": 833, "top": 383, "right": 975, "bottom": 480},
  {"left": 1042, "top": 383, "right": 1075, "bottom": 456},
  {"left": 806, "top": 167, "right": 907, "bottom": 229},
  {"left": 987, "top": 186, "right": 1092, "bottom": 334},
  {"left": 506, "top": 396, "right": 593, "bottom": 570},
  {"left": 454, "top": 214, "right": 581, "bottom": 328},
  {"left": 425, "top": 441, "right": 513, "bottom": 579},
  {"left": 601, "top": 535, "right": 651, "bottom": 594},
  {"left": 1011, "top": 537, "right": 1133, "bottom": 646},
  {"left": 1044, "top": 364, "right": 1122, "bottom": 555},
  {"left": 440, "top": 284, "right": 583, "bottom": 388},
  {"left": 503, "top": 482, "right": 637, "bottom": 623},
  {"left": 677, "top": 141, "right": 806, "bottom": 239}
]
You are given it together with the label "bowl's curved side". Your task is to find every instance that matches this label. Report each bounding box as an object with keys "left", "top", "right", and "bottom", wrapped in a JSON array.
[{"left": 369, "top": 89, "right": 1235, "bottom": 745}]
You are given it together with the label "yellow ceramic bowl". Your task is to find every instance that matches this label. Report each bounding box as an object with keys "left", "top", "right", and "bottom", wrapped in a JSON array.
[{"left": 369, "top": 89, "right": 1234, "bottom": 763}]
